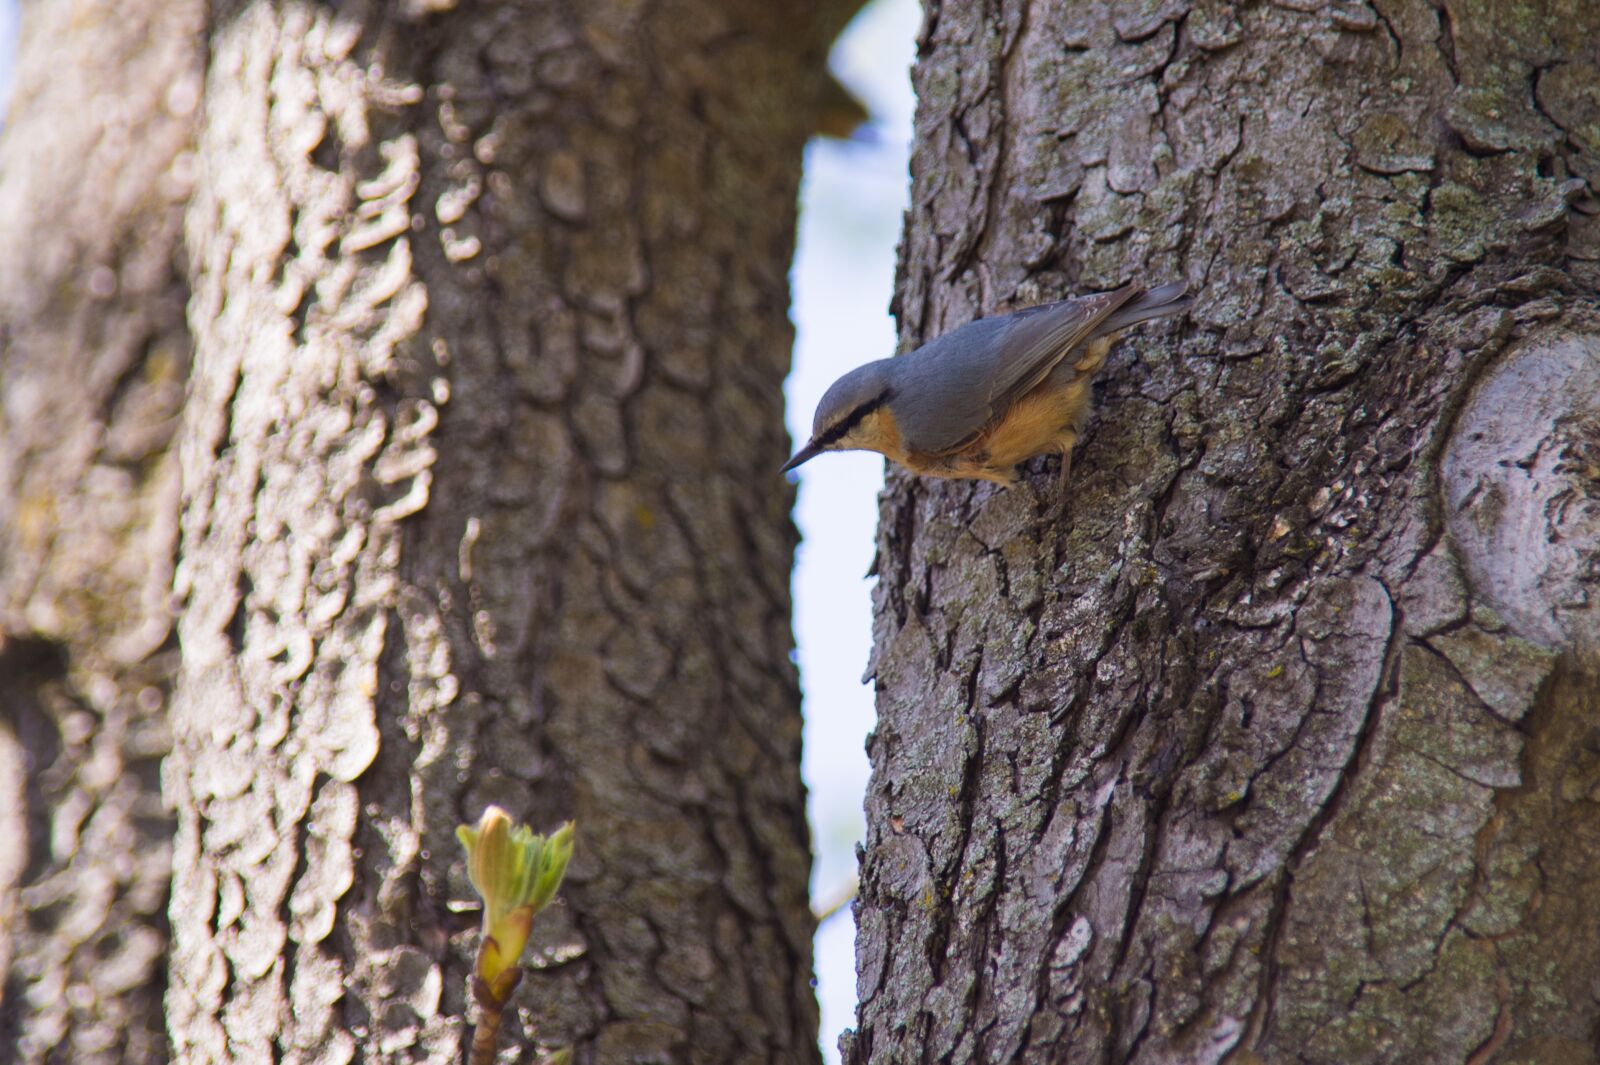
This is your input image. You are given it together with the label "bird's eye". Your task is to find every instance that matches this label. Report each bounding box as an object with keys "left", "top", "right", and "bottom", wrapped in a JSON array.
[
  {"left": 818, "top": 392, "right": 888, "bottom": 447},
  {"left": 815, "top": 420, "right": 851, "bottom": 447}
]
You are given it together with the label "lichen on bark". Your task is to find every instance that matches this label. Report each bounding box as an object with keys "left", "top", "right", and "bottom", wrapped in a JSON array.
[{"left": 850, "top": 1, "right": 1600, "bottom": 1062}]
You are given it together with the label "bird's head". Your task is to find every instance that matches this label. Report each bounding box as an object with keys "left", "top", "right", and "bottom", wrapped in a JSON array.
[{"left": 782, "top": 360, "right": 896, "bottom": 473}]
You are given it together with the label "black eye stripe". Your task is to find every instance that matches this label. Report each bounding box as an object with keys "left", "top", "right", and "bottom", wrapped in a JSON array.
[{"left": 817, "top": 391, "right": 889, "bottom": 446}]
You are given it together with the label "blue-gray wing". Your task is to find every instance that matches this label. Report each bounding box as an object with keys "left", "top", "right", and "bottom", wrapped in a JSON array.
[{"left": 890, "top": 286, "right": 1140, "bottom": 455}]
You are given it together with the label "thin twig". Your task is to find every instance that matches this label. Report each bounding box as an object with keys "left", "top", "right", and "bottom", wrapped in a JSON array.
[
  {"left": 812, "top": 874, "right": 860, "bottom": 925},
  {"left": 468, "top": 969, "right": 523, "bottom": 1065},
  {"left": 468, "top": 1001, "right": 502, "bottom": 1065}
]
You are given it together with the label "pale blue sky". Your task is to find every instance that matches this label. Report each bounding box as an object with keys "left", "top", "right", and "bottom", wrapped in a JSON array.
[
  {"left": 0, "top": 1, "right": 920, "bottom": 1057},
  {"left": 790, "top": 0, "right": 919, "bottom": 1056}
]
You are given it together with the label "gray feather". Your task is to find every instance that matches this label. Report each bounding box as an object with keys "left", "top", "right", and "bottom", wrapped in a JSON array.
[
  {"left": 809, "top": 360, "right": 893, "bottom": 440},
  {"left": 889, "top": 284, "right": 1165, "bottom": 455},
  {"left": 1098, "top": 282, "right": 1191, "bottom": 333}
]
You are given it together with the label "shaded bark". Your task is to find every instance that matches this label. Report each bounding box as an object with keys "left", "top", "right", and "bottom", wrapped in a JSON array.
[
  {"left": 850, "top": 1, "right": 1600, "bottom": 1062},
  {"left": 165, "top": 1, "right": 826, "bottom": 1062},
  {"left": 0, "top": 0, "right": 203, "bottom": 1059}
]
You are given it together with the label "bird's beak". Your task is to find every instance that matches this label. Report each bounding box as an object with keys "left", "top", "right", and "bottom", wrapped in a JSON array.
[{"left": 781, "top": 439, "right": 824, "bottom": 474}]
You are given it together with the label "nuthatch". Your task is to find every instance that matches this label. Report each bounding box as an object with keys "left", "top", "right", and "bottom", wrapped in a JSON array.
[{"left": 783, "top": 282, "right": 1190, "bottom": 488}]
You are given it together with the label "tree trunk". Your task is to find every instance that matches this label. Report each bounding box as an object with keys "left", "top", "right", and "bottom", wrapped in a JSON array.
[
  {"left": 5, "top": 0, "right": 849, "bottom": 1061},
  {"left": 164, "top": 1, "right": 838, "bottom": 1060},
  {"left": 0, "top": 0, "right": 203, "bottom": 1059},
  {"left": 850, "top": 1, "right": 1600, "bottom": 1063}
]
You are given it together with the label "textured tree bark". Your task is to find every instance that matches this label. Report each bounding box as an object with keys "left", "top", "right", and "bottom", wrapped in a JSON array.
[
  {"left": 850, "top": 1, "right": 1600, "bottom": 1063},
  {"left": 162, "top": 1, "right": 834, "bottom": 1061},
  {"left": 0, "top": 0, "right": 203, "bottom": 1060},
  {"left": 4, "top": 0, "right": 854, "bottom": 1061}
]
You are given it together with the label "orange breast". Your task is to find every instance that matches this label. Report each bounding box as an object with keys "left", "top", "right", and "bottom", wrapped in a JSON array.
[
  {"left": 860, "top": 406, "right": 909, "bottom": 465},
  {"left": 900, "top": 376, "right": 1095, "bottom": 483},
  {"left": 982, "top": 380, "right": 1092, "bottom": 466}
]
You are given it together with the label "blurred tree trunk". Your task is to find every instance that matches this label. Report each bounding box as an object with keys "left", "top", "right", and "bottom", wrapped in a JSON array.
[
  {"left": 0, "top": 0, "right": 202, "bottom": 1060},
  {"left": 4, "top": 0, "right": 860, "bottom": 1061},
  {"left": 850, "top": 2, "right": 1600, "bottom": 1063}
]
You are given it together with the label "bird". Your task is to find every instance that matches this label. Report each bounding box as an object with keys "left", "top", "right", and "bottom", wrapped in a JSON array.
[{"left": 782, "top": 281, "right": 1191, "bottom": 491}]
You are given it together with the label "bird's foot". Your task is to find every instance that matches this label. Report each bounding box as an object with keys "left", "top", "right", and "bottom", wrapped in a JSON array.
[{"left": 1048, "top": 450, "right": 1075, "bottom": 519}]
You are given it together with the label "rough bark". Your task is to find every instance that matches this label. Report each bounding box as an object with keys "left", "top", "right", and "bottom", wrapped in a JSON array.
[
  {"left": 3, "top": 0, "right": 854, "bottom": 1060},
  {"left": 850, "top": 1, "right": 1600, "bottom": 1063},
  {"left": 164, "top": 1, "right": 827, "bottom": 1062},
  {"left": 0, "top": 0, "right": 203, "bottom": 1059}
]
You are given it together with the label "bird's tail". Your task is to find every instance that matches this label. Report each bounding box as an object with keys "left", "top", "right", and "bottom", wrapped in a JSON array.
[{"left": 1097, "top": 282, "right": 1191, "bottom": 335}]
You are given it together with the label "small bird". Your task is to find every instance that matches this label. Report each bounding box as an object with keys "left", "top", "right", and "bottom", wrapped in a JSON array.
[{"left": 783, "top": 282, "right": 1191, "bottom": 489}]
